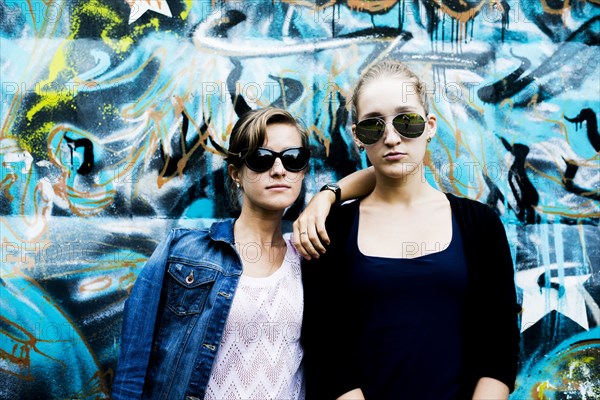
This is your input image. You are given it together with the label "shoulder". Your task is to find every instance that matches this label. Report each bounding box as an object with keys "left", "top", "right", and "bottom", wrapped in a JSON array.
[
  {"left": 446, "top": 192, "right": 500, "bottom": 221},
  {"left": 162, "top": 226, "right": 216, "bottom": 257},
  {"left": 445, "top": 192, "right": 510, "bottom": 242},
  {"left": 169, "top": 226, "right": 211, "bottom": 241},
  {"left": 323, "top": 200, "right": 359, "bottom": 239},
  {"left": 328, "top": 199, "right": 360, "bottom": 222}
]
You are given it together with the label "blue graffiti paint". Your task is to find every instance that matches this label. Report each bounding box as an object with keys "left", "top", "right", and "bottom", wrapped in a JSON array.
[{"left": 1, "top": 0, "right": 599, "bottom": 398}]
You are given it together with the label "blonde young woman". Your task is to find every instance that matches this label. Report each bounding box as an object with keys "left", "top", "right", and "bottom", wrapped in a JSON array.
[
  {"left": 112, "top": 107, "right": 373, "bottom": 399},
  {"left": 296, "top": 60, "right": 521, "bottom": 400}
]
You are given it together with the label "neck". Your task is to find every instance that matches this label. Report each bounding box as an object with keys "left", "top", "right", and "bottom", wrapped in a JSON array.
[
  {"left": 370, "top": 165, "right": 439, "bottom": 206},
  {"left": 234, "top": 208, "right": 288, "bottom": 278},
  {"left": 234, "top": 208, "right": 285, "bottom": 246}
]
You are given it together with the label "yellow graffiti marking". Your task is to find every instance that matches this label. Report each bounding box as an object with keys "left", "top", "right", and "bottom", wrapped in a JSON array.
[
  {"left": 181, "top": 0, "right": 192, "bottom": 19},
  {"left": 75, "top": 0, "right": 129, "bottom": 53},
  {"left": 347, "top": 0, "right": 397, "bottom": 12},
  {"left": 25, "top": 45, "right": 74, "bottom": 121}
]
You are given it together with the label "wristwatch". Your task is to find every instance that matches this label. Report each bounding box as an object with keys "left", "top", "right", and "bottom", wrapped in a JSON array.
[{"left": 320, "top": 183, "right": 341, "bottom": 204}]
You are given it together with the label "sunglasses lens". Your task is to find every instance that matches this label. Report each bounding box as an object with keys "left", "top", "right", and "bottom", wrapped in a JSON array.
[
  {"left": 392, "top": 113, "right": 426, "bottom": 138},
  {"left": 355, "top": 119, "right": 384, "bottom": 145},
  {"left": 281, "top": 148, "right": 310, "bottom": 171},
  {"left": 245, "top": 147, "right": 310, "bottom": 172},
  {"left": 245, "top": 148, "right": 275, "bottom": 172}
]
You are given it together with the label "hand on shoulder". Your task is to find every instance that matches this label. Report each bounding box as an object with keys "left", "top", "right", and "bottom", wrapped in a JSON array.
[{"left": 292, "top": 190, "right": 335, "bottom": 260}]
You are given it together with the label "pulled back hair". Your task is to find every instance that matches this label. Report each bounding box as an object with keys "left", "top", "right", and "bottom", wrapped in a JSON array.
[
  {"left": 350, "top": 59, "right": 430, "bottom": 123},
  {"left": 220, "top": 107, "right": 309, "bottom": 209}
]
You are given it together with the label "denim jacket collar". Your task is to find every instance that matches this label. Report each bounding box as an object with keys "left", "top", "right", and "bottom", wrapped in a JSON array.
[{"left": 209, "top": 219, "right": 236, "bottom": 245}]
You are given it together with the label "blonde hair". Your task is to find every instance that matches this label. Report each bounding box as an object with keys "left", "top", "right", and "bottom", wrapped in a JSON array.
[{"left": 350, "top": 59, "right": 430, "bottom": 122}]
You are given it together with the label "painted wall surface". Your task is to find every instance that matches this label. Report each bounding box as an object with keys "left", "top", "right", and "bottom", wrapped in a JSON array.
[{"left": 1, "top": 1, "right": 598, "bottom": 398}]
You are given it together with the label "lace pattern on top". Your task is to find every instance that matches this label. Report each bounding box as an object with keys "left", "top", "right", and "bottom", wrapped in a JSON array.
[{"left": 205, "top": 234, "right": 305, "bottom": 400}]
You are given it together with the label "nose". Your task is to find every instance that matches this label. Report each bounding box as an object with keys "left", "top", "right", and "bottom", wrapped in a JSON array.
[
  {"left": 382, "top": 121, "right": 402, "bottom": 145},
  {"left": 270, "top": 157, "right": 286, "bottom": 176}
]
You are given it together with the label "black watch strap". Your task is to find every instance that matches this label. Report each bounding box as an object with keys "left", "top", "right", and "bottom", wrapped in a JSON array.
[{"left": 320, "top": 183, "right": 341, "bottom": 204}]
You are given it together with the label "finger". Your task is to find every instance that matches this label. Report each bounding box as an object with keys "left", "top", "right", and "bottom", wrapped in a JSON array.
[
  {"left": 306, "top": 220, "right": 327, "bottom": 255},
  {"left": 315, "top": 219, "right": 330, "bottom": 247},
  {"left": 292, "top": 223, "right": 312, "bottom": 260},
  {"left": 300, "top": 225, "right": 321, "bottom": 259},
  {"left": 294, "top": 234, "right": 312, "bottom": 260}
]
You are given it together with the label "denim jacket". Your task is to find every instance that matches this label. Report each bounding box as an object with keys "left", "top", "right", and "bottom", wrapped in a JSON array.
[{"left": 112, "top": 219, "right": 243, "bottom": 400}]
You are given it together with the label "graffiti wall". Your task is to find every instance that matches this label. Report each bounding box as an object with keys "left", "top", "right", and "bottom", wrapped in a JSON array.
[{"left": 1, "top": 0, "right": 598, "bottom": 398}]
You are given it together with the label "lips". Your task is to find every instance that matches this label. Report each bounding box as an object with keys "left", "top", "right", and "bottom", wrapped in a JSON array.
[
  {"left": 383, "top": 151, "right": 407, "bottom": 160},
  {"left": 266, "top": 184, "right": 291, "bottom": 190}
]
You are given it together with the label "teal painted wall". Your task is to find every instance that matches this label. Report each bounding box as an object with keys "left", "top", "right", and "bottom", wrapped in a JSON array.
[{"left": 1, "top": 1, "right": 598, "bottom": 398}]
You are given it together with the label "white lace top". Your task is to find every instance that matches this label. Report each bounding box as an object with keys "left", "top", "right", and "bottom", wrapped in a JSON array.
[{"left": 205, "top": 233, "right": 305, "bottom": 400}]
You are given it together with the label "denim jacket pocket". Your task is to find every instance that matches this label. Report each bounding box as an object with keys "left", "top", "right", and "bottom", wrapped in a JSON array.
[{"left": 166, "top": 262, "right": 218, "bottom": 316}]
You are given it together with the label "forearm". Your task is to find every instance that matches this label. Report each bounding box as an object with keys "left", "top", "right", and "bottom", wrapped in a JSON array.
[
  {"left": 472, "top": 377, "right": 509, "bottom": 400},
  {"left": 336, "top": 166, "right": 375, "bottom": 202},
  {"left": 294, "top": 168, "right": 374, "bottom": 258}
]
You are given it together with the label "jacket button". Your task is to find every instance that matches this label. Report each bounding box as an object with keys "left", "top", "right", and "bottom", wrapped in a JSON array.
[
  {"left": 185, "top": 271, "right": 194, "bottom": 284},
  {"left": 203, "top": 343, "right": 216, "bottom": 351}
]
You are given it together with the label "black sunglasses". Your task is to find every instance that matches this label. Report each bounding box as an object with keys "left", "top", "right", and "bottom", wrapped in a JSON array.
[
  {"left": 244, "top": 147, "right": 311, "bottom": 173},
  {"left": 355, "top": 112, "right": 427, "bottom": 145}
]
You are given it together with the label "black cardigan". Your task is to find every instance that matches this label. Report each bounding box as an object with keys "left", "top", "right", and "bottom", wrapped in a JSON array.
[{"left": 301, "top": 193, "right": 521, "bottom": 400}]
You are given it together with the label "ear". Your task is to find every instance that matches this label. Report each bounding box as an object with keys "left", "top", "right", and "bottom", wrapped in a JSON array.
[
  {"left": 425, "top": 113, "right": 437, "bottom": 141},
  {"left": 351, "top": 124, "right": 363, "bottom": 148},
  {"left": 228, "top": 164, "right": 241, "bottom": 185}
]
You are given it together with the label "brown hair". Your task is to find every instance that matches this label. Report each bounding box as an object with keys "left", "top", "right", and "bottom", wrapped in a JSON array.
[
  {"left": 350, "top": 59, "right": 430, "bottom": 122},
  {"left": 224, "top": 107, "right": 309, "bottom": 209}
]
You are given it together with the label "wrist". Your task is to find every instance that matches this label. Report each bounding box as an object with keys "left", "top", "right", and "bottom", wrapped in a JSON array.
[
  {"left": 320, "top": 183, "right": 341, "bottom": 204},
  {"left": 319, "top": 188, "right": 337, "bottom": 205}
]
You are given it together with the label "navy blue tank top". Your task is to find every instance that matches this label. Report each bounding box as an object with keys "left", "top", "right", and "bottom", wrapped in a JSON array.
[{"left": 348, "top": 206, "right": 468, "bottom": 400}]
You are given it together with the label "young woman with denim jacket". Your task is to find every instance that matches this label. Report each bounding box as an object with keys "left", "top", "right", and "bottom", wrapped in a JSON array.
[
  {"left": 294, "top": 60, "right": 521, "bottom": 400},
  {"left": 111, "top": 107, "right": 374, "bottom": 399}
]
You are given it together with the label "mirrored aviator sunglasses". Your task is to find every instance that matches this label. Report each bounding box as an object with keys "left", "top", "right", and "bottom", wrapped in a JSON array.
[
  {"left": 355, "top": 112, "right": 427, "bottom": 145},
  {"left": 244, "top": 147, "right": 311, "bottom": 173}
]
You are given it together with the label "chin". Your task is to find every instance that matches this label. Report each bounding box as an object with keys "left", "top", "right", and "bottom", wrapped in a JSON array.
[
  {"left": 379, "top": 163, "right": 420, "bottom": 179},
  {"left": 262, "top": 199, "right": 297, "bottom": 211},
  {"left": 378, "top": 159, "right": 415, "bottom": 170}
]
